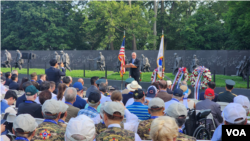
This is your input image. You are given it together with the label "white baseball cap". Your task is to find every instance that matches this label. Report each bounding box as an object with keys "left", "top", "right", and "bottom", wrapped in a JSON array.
[
  {"left": 167, "top": 80, "right": 172, "bottom": 86},
  {"left": 65, "top": 115, "right": 95, "bottom": 141},
  {"left": 13, "top": 114, "right": 38, "bottom": 132},
  {"left": 104, "top": 101, "right": 125, "bottom": 116},
  {"left": 148, "top": 97, "right": 165, "bottom": 109},
  {"left": 165, "top": 103, "right": 187, "bottom": 118},
  {"left": 234, "top": 95, "right": 250, "bottom": 109},
  {"left": 223, "top": 103, "right": 246, "bottom": 124},
  {"left": 42, "top": 99, "right": 61, "bottom": 114}
]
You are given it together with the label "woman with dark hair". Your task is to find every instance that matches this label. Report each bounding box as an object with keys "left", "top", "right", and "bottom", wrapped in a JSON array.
[
  {"left": 19, "top": 77, "right": 29, "bottom": 90},
  {"left": 52, "top": 83, "right": 66, "bottom": 102}
]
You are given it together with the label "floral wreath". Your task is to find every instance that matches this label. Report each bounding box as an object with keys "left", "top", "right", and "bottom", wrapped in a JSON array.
[
  {"left": 190, "top": 66, "right": 212, "bottom": 99},
  {"left": 171, "top": 67, "right": 189, "bottom": 90}
]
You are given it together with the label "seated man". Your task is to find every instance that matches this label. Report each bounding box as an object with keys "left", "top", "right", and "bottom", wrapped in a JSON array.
[
  {"left": 64, "top": 87, "right": 80, "bottom": 122},
  {"left": 72, "top": 82, "right": 87, "bottom": 109},
  {"left": 164, "top": 89, "right": 183, "bottom": 109},
  {"left": 0, "top": 76, "right": 8, "bottom": 95},
  {"left": 96, "top": 101, "right": 142, "bottom": 141},
  {"left": 65, "top": 115, "right": 95, "bottom": 141},
  {"left": 167, "top": 80, "right": 173, "bottom": 94},
  {"left": 218, "top": 79, "right": 237, "bottom": 102},
  {"left": 165, "top": 102, "right": 196, "bottom": 140},
  {"left": 212, "top": 103, "right": 248, "bottom": 141},
  {"left": 32, "top": 99, "right": 65, "bottom": 140},
  {"left": 121, "top": 78, "right": 135, "bottom": 94},
  {"left": 199, "top": 82, "right": 218, "bottom": 102},
  {"left": 196, "top": 88, "right": 223, "bottom": 127},
  {"left": 137, "top": 97, "right": 165, "bottom": 140},
  {"left": 234, "top": 95, "right": 250, "bottom": 116},
  {"left": 38, "top": 90, "right": 52, "bottom": 105},
  {"left": 17, "top": 85, "right": 43, "bottom": 118},
  {"left": 9, "top": 74, "right": 19, "bottom": 90},
  {"left": 78, "top": 90, "right": 100, "bottom": 118},
  {"left": 34, "top": 81, "right": 53, "bottom": 104},
  {"left": 12, "top": 114, "right": 38, "bottom": 141},
  {"left": 126, "top": 89, "right": 150, "bottom": 120},
  {"left": 1, "top": 90, "right": 17, "bottom": 114},
  {"left": 37, "top": 74, "right": 46, "bottom": 85},
  {"left": 16, "top": 81, "right": 32, "bottom": 107},
  {"left": 122, "top": 80, "right": 141, "bottom": 105},
  {"left": 58, "top": 101, "right": 69, "bottom": 128},
  {"left": 63, "top": 76, "right": 71, "bottom": 87}
]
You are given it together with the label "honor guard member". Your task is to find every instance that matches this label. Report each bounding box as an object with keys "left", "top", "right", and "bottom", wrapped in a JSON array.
[
  {"left": 13, "top": 114, "right": 38, "bottom": 141},
  {"left": 136, "top": 97, "right": 165, "bottom": 140},
  {"left": 96, "top": 101, "right": 142, "bottom": 141},
  {"left": 218, "top": 79, "right": 237, "bottom": 103},
  {"left": 58, "top": 101, "right": 69, "bottom": 128},
  {"left": 32, "top": 99, "right": 65, "bottom": 141}
]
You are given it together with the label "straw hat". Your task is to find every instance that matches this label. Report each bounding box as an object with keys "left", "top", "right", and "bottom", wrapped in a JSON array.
[
  {"left": 126, "top": 81, "right": 142, "bottom": 92},
  {"left": 180, "top": 85, "right": 191, "bottom": 96}
]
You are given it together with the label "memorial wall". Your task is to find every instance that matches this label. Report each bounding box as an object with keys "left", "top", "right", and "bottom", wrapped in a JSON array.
[{"left": 1, "top": 50, "right": 249, "bottom": 75}]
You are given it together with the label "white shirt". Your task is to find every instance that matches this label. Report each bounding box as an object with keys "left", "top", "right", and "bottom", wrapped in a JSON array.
[
  {"left": 52, "top": 95, "right": 65, "bottom": 102},
  {"left": 100, "top": 93, "right": 107, "bottom": 104},
  {"left": 108, "top": 124, "right": 142, "bottom": 141},
  {"left": 164, "top": 99, "right": 178, "bottom": 111},
  {"left": 0, "top": 83, "right": 8, "bottom": 95},
  {"left": 35, "top": 92, "right": 57, "bottom": 104}
]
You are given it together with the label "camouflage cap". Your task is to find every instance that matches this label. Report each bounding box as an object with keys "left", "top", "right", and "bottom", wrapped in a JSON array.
[
  {"left": 104, "top": 101, "right": 125, "bottom": 116},
  {"left": 13, "top": 114, "right": 38, "bottom": 132},
  {"left": 42, "top": 99, "right": 61, "bottom": 114}
]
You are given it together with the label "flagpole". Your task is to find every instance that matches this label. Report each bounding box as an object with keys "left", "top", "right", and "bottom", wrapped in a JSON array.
[
  {"left": 162, "top": 30, "right": 164, "bottom": 80},
  {"left": 121, "top": 31, "right": 125, "bottom": 90}
]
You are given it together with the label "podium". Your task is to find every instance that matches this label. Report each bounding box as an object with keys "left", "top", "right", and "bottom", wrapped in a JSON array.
[{"left": 123, "top": 64, "right": 137, "bottom": 68}]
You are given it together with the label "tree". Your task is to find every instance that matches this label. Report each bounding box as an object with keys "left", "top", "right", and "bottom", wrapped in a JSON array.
[{"left": 223, "top": 1, "right": 250, "bottom": 49}]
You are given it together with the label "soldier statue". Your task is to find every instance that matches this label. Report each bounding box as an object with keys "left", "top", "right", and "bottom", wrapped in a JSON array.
[
  {"left": 60, "top": 50, "right": 71, "bottom": 71},
  {"left": 190, "top": 54, "right": 199, "bottom": 73},
  {"left": 141, "top": 54, "right": 151, "bottom": 72},
  {"left": 88, "top": 52, "right": 106, "bottom": 71},
  {"left": 54, "top": 51, "right": 61, "bottom": 63},
  {"left": 173, "top": 53, "right": 183, "bottom": 75},
  {"left": 2, "top": 50, "right": 12, "bottom": 68},
  {"left": 15, "top": 50, "right": 23, "bottom": 70},
  {"left": 117, "top": 55, "right": 128, "bottom": 72},
  {"left": 236, "top": 56, "right": 250, "bottom": 81}
]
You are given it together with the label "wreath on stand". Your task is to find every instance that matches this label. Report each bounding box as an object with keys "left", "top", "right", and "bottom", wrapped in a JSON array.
[
  {"left": 190, "top": 66, "right": 212, "bottom": 100},
  {"left": 171, "top": 67, "right": 189, "bottom": 90}
]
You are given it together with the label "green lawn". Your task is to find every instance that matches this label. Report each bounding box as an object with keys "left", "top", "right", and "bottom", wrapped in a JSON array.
[{"left": 1, "top": 67, "right": 249, "bottom": 89}]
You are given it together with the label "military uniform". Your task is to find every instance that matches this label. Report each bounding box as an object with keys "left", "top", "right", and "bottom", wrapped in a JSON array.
[
  {"left": 176, "top": 133, "right": 196, "bottom": 141},
  {"left": 137, "top": 119, "right": 154, "bottom": 140},
  {"left": 95, "top": 122, "right": 124, "bottom": 135},
  {"left": 31, "top": 121, "right": 65, "bottom": 141},
  {"left": 58, "top": 120, "right": 67, "bottom": 128},
  {"left": 96, "top": 127, "right": 135, "bottom": 141},
  {"left": 218, "top": 91, "right": 237, "bottom": 103}
]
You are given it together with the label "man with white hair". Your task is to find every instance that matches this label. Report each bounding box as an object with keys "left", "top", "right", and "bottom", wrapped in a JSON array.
[
  {"left": 65, "top": 115, "right": 95, "bottom": 141},
  {"left": 234, "top": 95, "right": 250, "bottom": 116},
  {"left": 212, "top": 103, "right": 248, "bottom": 141},
  {"left": 128, "top": 52, "right": 140, "bottom": 84},
  {"left": 32, "top": 99, "right": 65, "bottom": 140},
  {"left": 167, "top": 80, "right": 173, "bottom": 94},
  {"left": 17, "top": 85, "right": 43, "bottom": 118},
  {"left": 64, "top": 87, "right": 80, "bottom": 122},
  {"left": 12, "top": 114, "right": 38, "bottom": 141}
]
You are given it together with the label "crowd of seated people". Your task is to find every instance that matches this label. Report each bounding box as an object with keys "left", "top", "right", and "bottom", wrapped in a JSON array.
[{"left": 0, "top": 59, "right": 250, "bottom": 141}]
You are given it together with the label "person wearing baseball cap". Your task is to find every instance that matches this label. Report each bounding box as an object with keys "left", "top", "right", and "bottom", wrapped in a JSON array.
[
  {"left": 122, "top": 80, "right": 142, "bottom": 105},
  {"left": 167, "top": 80, "right": 174, "bottom": 94},
  {"left": 78, "top": 90, "right": 101, "bottom": 118},
  {"left": 137, "top": 97, "right": 165, "bottom": 140},
  {"left": 165, "top": 103, "right": 196, "bottom": 141},
  {"left": 212, "top": 103, "right": 247, "bottom": 141},
  {"left": 234, "top": 95, "right": 250, "bottom": 116},
  {"left": 65, "top": 115, "right": 95, "bottom": 141},
  {"left": 32, "top": 99, "right": 65, "bottom": 140},
  {"left": 57, "top": 101, "right": 69, "bottom": 128},
  {"left": 96, "top": 101, "right": 142, "bottom": 141},
  {"left": 12, "top": 114, "right": 38, "bottom": 141},
  {"left": 121, "top": 77, "right": 135, "bottom": 94},
  {"left": 196, "top": 88, "right": 223, "bottom": 127},
  {"left": 218, "top": 79, "right": 237, "bottom": 102},
  {"left": 164, "top": 88, "right": 183, "bottom": 110},
  {"left": 126, "top": 89, "right": 150, "bottom": 120},
  {"left": 17, "top": 85, "right": 43, "bottom": 118},
  {"left": 146, "top": 85, "right": 158, "bottom": 101},
  {"left": 72, "top": 82, "right": 87, "bottom": 109}
]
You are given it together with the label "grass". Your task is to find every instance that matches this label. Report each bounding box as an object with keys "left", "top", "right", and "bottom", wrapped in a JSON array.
[{"left": 1, "top": 67, "right": 249, "bottom": 89}]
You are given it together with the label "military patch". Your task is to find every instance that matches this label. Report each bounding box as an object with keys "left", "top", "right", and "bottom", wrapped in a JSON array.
[
  {"left": 109, "top": 138, "right": 118, "bottom": 141},
  {"left": 134, "top": 93, "right": 138, "bottom": 97},
  {"left": 39, "top": 129, "right": 51, "bottom": 140}
]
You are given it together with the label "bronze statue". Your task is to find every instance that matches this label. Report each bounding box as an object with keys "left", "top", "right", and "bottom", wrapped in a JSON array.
[
  {"left": 173, "top": 53, "right": 183, "bottom": 75},
  {"left": 141, "top": 54, "right": 151, "bottom": 72},
  {"left": 236, "top": 56, "right": 249, "bottom": 81},
  {"left": 2, "top": 50, "right": 12, "bottom": 68},
  {"left": 88, "top": 52, "right": 105, "bottom": 71},
  {"left": 190, "top": 54, "right": 199, "bottom": 72},
  {"left": 60, "top": 50, "right": 71, "bottom": 71},
  {"left": 14, "top": 50, "right": 23, "bottom": 70}
]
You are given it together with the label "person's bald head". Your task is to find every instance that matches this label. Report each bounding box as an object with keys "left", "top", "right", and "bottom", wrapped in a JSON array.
[
  {"left": 158, "top": 80, "right": 167, "bottom": 90},
  {"left": 78, "top": 78, "right": 84, "bottom": 86},
  {"left": 132, "top": 52, "right": 136, "bottom": 59}
]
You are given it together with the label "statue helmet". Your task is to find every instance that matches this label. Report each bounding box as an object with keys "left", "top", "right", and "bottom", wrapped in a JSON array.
[
  {"left": 193, "top": 54, "right": 196, "bottom": 58},
  {"left": 60, "top": 50, "right": 64, "bottom": 54},
  {"left": 99, "top": 52, "right": 102, "bottom": 55},
  {"left": 54, "top": 51, "right": 58, "bottom": 55},
  {"left": 174, "top": 53, "right": 177, "bottom": 56}
]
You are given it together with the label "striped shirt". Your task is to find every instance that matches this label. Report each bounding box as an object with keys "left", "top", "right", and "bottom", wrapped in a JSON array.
[{"left": 126, "top": 102, "right": 150, "bottom": 120}]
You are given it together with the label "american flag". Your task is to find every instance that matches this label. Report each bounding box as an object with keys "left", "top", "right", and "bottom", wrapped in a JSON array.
[{"left": 118, "top": 36, "right": 125, "bottom": 77}]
